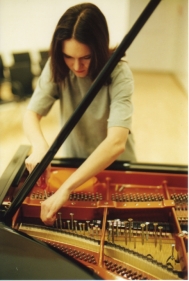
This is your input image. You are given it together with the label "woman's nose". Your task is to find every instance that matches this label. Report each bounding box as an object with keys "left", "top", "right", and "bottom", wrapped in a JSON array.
[{"left": 73, "top": 59, "right": 81, "bottom": 70}]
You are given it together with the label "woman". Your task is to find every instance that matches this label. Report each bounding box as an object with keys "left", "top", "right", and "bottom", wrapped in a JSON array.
[{"left": 23, "top": 3, "right": 136, "bottom": 225}]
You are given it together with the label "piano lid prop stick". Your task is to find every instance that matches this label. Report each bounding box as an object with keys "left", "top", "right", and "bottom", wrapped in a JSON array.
[{"left": 4, "top": 0, "right": 162, "bottom": 223}]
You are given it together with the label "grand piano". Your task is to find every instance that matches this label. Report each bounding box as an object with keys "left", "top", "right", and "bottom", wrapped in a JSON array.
[
  {"left": 0, "top": 0, "right": 188, "bottom": 279},
  {"left": 0, "top": 145, "right": 188, "bottom": 279}
]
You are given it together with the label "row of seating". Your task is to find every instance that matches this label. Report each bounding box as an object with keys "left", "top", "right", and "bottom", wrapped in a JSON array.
[
  {"left": 11, "top": 51, "right": 49, "bottom": 70},
  {"left": 0, "top": 51, "right": 49, "bottom": 103}
]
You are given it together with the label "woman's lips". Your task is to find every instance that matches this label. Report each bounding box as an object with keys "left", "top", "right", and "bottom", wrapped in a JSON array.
[{"left": 75, "top": 70, "right": 84, "bottom": 73}]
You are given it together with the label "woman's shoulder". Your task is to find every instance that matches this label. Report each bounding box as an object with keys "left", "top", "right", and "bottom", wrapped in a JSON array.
[
  {"left": 39, "top": 58, "right": 52, "bottom": 81},
  {"left": 111, "top": 58, "right": 133, "bottom": 80}
]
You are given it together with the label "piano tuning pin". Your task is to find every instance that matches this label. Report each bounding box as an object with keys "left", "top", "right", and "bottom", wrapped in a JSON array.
[
  {"left": 55, "top": 218, "right": 58, "bottom": 229},
  {"left": 73, "top": 220, "right": 77, "bottom": 232},
  {"left": 67, "top": 220, "right": 70, "bottom": 231},
  {"left": 140, "top": 223, "right": 145, "bottom": 245},
  {"left": 158, "top": 226, "right": 163, "bottom": 251},
  {"left": 86, "top": 221, "right": 90, "bottom": 232},
  {"left": 128, "top": 218, "right": 133, "bottom": 241},
  {"left": 58, "top": 212, "right": 62, "bottom": 229},
  {"left": 145, "top": 222, "right": 150, "bottom": 241},
  {"left": 70, "top": 213, "right": 74, "bottom": 230},
  {"left": 133, "top": 236, "right": 136, "bottom": 249},
  {"left": 79, "top": 222, "right": 82, "bottom": 232},
  {"left": 83, "top": 223, "right": 86, "bottom": 235}
]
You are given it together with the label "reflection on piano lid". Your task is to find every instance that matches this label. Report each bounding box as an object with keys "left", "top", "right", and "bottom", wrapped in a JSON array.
[{"left": 0, "top": 222, "right": 101, "bottom": 280}]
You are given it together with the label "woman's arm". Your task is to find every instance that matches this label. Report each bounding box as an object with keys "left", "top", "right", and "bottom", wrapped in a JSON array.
[
  {"left": 23, "top": 110, "right": 49, "bottom": 173},
  {"left": 40, "top": 126, "right": 129, "bottom": 225}
]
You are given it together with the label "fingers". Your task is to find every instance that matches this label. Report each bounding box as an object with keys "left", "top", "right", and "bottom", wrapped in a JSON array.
[
  {"left": 36, "top": 177, "right": 41, "bottom": 187},
  {"left": 40, "top": 201, "right": 57, "bottom": 226},
  {"left": 41, "top": 212, "right": 56, "bottom": 226},
  {"left": 40, "top": 189, "right": 65, "bottom": 226},
  {"left": 25, "top": 153, "right": 45, "bottom": 174},
  {"left": 38, "top": 166, "right": 51, "bottom": 187},
  {"left": 25, "top": 152, "right": 55, "bottom": 226},
  {"left": 38, "top": 170, "right": 48, "bottom": 188},
  {"left": 25, "top": 155, "right": 51, "bottom": 188},
  {"left": 25, "top": 157, "right": 35, "bottom": 174}
]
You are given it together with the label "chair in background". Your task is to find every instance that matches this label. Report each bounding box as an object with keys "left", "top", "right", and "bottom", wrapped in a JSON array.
[
  {"left": 0, "top": 55, "right": 6, "bottom": 104},
  {"left": 0, "top": 55, "right": 5, "bottom": 83},
  {"left": 0, "top": 55, "right": 13, "bottom": 104},
  {"left": 40, "top": 50, "right": 49, "bottom": 60},
  {"left": 39, "top": 50, "right": 49, "bottom": 72},
  {"left": 13, "top": 52, "right": 31, "bottom": 65},
  {"left": 9, "top": 62, "right": 34, "bottom": 100}
]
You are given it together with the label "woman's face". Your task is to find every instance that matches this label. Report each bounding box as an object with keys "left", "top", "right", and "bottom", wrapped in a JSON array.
[{"left": 62, "top": 38, "right": 92, "bottom": 78}]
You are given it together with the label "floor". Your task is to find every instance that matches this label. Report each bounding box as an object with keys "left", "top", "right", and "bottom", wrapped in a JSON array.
[{"left": 0, "top": 71, "right": 188, "bottom": 177}]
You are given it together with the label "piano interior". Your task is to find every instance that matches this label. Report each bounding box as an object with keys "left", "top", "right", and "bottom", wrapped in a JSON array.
[{"left": 1, "top": 146, "right": 188, "bottom": 280}]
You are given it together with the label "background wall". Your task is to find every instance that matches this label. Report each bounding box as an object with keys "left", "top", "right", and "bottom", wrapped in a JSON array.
[
  {"left": 0, "top": 0, "right": 129, "bottom": 65},
  {"left": 127, "top": 0, "right": 188, "bottom": 92},
  {"left": 0, "top": 0, "right": 187, "bottom": 170},
  {"left": 0, "top": 0, "right": 187, "bottom": 92}
]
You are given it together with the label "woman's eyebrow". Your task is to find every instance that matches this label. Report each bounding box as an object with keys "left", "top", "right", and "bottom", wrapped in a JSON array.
[{"left": 63, "top": 52, "right": 91, "bottom": 59}]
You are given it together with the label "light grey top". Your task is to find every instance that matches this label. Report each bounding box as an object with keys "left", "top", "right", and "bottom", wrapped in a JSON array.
[{"left": 27, "top": 59, "right": 136, "bottom": 161}]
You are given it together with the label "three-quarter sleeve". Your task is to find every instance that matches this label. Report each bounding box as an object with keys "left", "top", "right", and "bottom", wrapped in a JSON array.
[
  {"left": 107, "top": 61, "right": 134, "bottom": 131},
  {"left": 27, "top": 59, "right": 60, "bottom": 116}
]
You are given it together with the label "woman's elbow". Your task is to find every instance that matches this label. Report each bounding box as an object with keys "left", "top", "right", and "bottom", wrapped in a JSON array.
[
  {"left": 23, "top": 110, "right": 41, "bottom": 130},
  {"left": 109, "top": 136, "right": 127, "bottom": 157},
  {"left": 117, "top": 141, "right": 126, "bottom": 156},
  {"left": 107, "top": 127, "right": 128, "bottom": 156},
  {"left": 24, "top": 110, "right": 41, "bottom": 122}
]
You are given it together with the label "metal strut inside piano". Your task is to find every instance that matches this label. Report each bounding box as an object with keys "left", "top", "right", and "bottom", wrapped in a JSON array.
[{"left": 0, "top": 145, "right": 188, "bottom": 280}]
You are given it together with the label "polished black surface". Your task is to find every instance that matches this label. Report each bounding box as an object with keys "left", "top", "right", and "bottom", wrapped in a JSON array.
[
  {"left": 52, "top": 157, "right": 188, "bottom": 174},
  {"left": 0, "top": 222, "right": 100, "bottom": 280}
]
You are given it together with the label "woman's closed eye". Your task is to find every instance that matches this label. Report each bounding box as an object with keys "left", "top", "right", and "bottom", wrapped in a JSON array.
[{"left": 63, "top": 53, "right": 91, "bottom": 60}]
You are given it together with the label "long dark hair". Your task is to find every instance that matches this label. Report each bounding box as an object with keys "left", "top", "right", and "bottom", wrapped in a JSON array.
[{"left": 50, "top": 3, "right": 114, "bottom": 83}]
